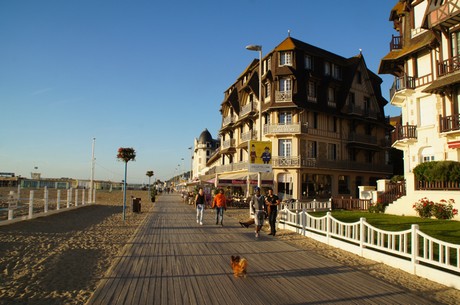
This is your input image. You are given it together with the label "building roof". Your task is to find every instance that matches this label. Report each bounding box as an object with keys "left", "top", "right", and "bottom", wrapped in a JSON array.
[
  {"left": 198, "top": 129, "right": 213, "bottom": 144},
  {"left": 379, "top": 31, "right": 436, "bottom": 75},
  {"left": 423, "top": 71, "right": 460, "bottom": 94}
]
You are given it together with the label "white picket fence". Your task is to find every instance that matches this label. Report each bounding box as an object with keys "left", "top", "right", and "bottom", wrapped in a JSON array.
[
  {"left": 0, "top": 187, "right": 96, "bottom": 225},
  {"left": 281, "top": 199, "right": 332, "bottom": 211},
  {"left": 279, "top": 207, "right": 460, "bottom": 290}
]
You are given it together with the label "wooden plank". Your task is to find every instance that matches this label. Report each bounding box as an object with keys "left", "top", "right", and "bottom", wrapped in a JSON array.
[{"left": 86, "top": 194, "right": 437, "bottom": 305}]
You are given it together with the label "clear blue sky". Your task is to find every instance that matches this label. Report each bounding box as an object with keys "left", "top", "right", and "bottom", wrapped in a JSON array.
[{"left": 1, "top": 0, "right": 399, "bottom": 184}]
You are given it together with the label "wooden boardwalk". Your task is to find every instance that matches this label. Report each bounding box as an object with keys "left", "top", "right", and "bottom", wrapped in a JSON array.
[{"left": 86, "top": 194, "right": 438, "bottom": 305}]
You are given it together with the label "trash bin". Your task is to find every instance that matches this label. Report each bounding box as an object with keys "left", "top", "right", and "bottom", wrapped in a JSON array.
[{"left": 132, "top": 197, "right": 141, "bottom": 213}]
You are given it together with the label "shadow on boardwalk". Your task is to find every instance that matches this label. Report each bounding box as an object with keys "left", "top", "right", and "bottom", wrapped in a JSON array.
[{"left": 86, "top": 194, "right": 440, "bottom": 305}]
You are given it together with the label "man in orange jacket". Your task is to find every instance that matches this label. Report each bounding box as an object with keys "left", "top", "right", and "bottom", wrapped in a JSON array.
[{"left": 212, "top": 188, "right": 227, "bottom": 226}]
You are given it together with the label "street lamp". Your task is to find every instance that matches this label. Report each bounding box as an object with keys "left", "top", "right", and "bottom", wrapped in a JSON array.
[
  {"left": 146, "top": 170, "right": 154, "bottom": 198},
  {"left": 246, "top": 44, "right": 263, "bottom": 188},
  {"left": 188, "top": 146, "right": 193, "bottom": 181}
]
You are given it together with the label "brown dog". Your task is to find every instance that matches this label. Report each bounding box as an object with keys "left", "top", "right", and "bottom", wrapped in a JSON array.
[{"left": 230, "top": 255, "right": 248, "bottom": 278}]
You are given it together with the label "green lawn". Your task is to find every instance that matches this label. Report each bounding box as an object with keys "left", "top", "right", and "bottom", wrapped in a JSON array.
[{"left": 309, "top": 211, "right": 460, "bottom": 245}]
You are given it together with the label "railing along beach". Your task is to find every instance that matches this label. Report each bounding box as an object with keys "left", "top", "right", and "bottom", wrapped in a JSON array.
[{"left": 0, "top": 186, "right": 96, "bottom": 224}]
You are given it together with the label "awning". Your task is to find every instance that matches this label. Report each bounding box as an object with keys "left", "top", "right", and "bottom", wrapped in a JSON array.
[
  {"left": 217, "top": 172, "right": 273, "bottom": 186},
  {"left": 448, "top": 140, "right": 460, "bottom": 149}
]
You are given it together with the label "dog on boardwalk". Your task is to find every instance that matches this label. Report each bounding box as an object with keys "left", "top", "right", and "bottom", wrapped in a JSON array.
[{"left": 230, "top": 255, "right": 248, "bottom": 278}]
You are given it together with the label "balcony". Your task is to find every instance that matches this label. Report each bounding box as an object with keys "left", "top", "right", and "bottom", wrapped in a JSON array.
[
  {"left": 391, "top": 123, "right": 417, "bottom": 147},
  {"left": 215, "top": 162, "right": 248, "bottom": 173},
  {"left": 222, "top": 115, "right": 236, "bottom": 127},
  {"left": 389, "top": 75, "right": 415, "bottom": 106},
  {"left": 271, "top": 156, "right": 392, "bottom": 173},
  {"left": 438, "top": 54, "right": 460, "bottom": 77},
  {"left": 240, "top": 102, "right": 257, "bottom": 118},
  {"left": 221, "top": 138, "right": 236, "bottom": 150},
  {"left": 275, "top": 90, "right": 292, "bottom": 103},
  {"left": 272, "top": 156, "right": 316, "bottom": 168},
  {"left": 440, "top": 114, "right": 460, "bottom": 133},
  {"left": 345, "top": 104, "right": 378, "bottom": 119},
  {"left": 263, "top": 122, "right": 307, "bottom": 135},
  {"left": 427, "top": 0, "right": 460, "bottom": 29},
  {"left": 390, "top": 35, "right": 402, "bottom": 51},
  {"left": 348, "top": 133, "right": 377, "bottom": 145},
  {"left": 240, "top": 130, "right": 257, "bottom": 142}
]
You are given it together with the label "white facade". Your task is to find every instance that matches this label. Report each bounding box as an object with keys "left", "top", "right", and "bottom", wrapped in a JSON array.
[{"left": 379, "top": 0, "right": 460, "bottom": 219}]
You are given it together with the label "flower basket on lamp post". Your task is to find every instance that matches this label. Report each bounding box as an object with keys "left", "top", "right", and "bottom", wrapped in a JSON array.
[{"left": 117, "top": 147, "right": 136, "bottom": 221}]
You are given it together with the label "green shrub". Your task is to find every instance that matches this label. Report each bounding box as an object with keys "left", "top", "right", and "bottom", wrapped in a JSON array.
[
  {"left": 413, "top": 161, "right": 460, "bottom": 182},
  {"left": 368, "top": 201, "right": 386, "bottom": 213}
]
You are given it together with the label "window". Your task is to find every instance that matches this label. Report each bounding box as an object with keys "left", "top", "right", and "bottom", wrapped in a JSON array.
[
  {"left": 349, "top": 92, "right": 355, "bottom": 105},
  {"left": 263, "top": 57, "right": 271, "bottom": 74},
  {"left": 305, "top": 54, "right": 313, "bottom": 70},
  {"left": 265, "top": 82, "right": 271, "bottom": 98},
  {"left": 332, "top": 64, "right": 342, "bottom": 80},
  {"left": 421, "top": 147, "right": 434, "bottom": 162},
  {"left": 307, "top": 141, "right": 317, "bottom": 158},
  {"left": 364, "top": 97, "right": 370, "bottom": 112},
  {"left": 278, "top": 139, "right": 292, "bottom": 157},
  {"left": 324, "top": 61, "right": 331, "bottom": 76},
  {"left": 327, "top": 143, "right": 337, "bottom": 160},
  {"left": 366, "top": 151, "right": 373, "bottom": 163},
  {"left": 279, "top": 112, "right": 292, "bottom": 125},
  {"left": 338, "top": 175, "right": 350, "bottom": 194},
  {"left": 328, "top": 116, "right": 337, "bottom": 132},
  {"left": 356, "top": 71, "right": 362, "bottom": 84},
  {"left": 452, "top": 32, "right": 460, "bottom": 57},
  {"left": 280, "top": 52, "right": 292, "bottom": 66},
  {"left": 313, "top": 112, "right": 318, "bottom": 128},
  {"left": 308, "top": 81, "right": 317, "bottom": 102},
  {"left": 328, "top": 87, "right": 336, "bottom": 106},
  {"left": 279, "top": 78, "right": 292, "bottom": 92}
]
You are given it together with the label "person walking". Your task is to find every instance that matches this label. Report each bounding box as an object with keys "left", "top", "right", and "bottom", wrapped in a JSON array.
[
  {"left": 195, "top": 187, "right": 206, "bottom": 225},
  {"left": 265, "top": 188, "right": 280, "bottom": 236},
  {"left": 250, "top": 187, "right": 266, "bottom": 238},
  {"left": 212, "top": 188, "right": 227, "bottom": 226}
]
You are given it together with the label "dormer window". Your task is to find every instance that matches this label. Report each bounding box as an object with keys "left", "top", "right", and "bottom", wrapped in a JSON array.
[
  {"left": 263, "top": 57, "right": 271, "bottom": 74},
  {"left": 280, "top": 51, "right": 292, "bottom": 66},
  {"left": 333, "top": 64, "right": 342, "bottom": 80},
  {"left": 325, "top": 62, "right": 341, "bottom": 80},
  {"left": 324, "top": 62, "right": 331, "bottom": 76},
  {"left": 305, "top": 54, "right": 313, "bottom": 70}
]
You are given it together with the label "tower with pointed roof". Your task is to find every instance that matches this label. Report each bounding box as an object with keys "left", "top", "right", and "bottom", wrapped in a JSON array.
[{"left": 192, "top": 129, "right": 219, "bottom": 180}]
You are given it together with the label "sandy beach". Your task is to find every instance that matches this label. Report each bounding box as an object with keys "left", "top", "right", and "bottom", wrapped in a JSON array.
[{"left": 0, "top": 190, "right": 459, "bottom": 305}]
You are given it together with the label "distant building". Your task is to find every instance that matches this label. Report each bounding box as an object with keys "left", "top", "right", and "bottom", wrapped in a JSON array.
[{"left": 192, "top": 129, "right": 219, "bottom": 180}]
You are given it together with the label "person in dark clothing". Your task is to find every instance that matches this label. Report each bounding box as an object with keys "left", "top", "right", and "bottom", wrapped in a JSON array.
[
  {"left": 265, "top": 188, "right": 280, "bottom": 236},
  {"left": 195, "top": 187, "right": 207, "bottom": 225}
]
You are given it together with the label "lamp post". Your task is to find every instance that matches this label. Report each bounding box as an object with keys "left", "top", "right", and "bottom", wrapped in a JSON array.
[
  {"left": 188, "top": 146, "right": 193, "bottom": 181},
  {"left": 181, "top": 158, "right": 185, "bottom": 179},
  {"left": 246, "top": 44, "right": 263, "bottom": 189},
  {"left": 146, "top": 170, "right": 154, "bottom": 198}
]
